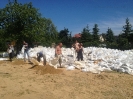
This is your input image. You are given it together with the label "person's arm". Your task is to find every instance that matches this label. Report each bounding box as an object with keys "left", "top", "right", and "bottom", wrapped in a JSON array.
[
  {"left": 72, "top": 44, "right": 75, "bottom": 48},
  {"left": 55, "top": 46, "right": 57, "bottom": 55},
  {"left": 37, "top": 52, "right": 40, "bottom": 57},
  {"left": 43, "top": 54, "right": 46, "bottom": 65},
  {"left": 81, "top": 46, "right": 85, "bottom": 54},
  {"left": 82, "top": 47, "right": 84, "bottom": 54},
  {"left": 7, "top": 47, "right": 9, "bottom": 53},
  {"left": 60, "top": 47, "right": 62, "bottom": 54},
  {"left": 76, "top": 47, "right": 80, "bottom": 52}
]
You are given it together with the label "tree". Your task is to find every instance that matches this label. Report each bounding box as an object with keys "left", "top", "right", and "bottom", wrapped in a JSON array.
[
  {"left": 106, "top": 28, "right": 114, "bottom": 43},
  {"left": 91, "top": 24, "right": 99, "bottom": 46},
  {"left": 58, "top": 28, "right": 71, "bottom": 47},
  {"left": 81, "top": 25, "right": 92, "bottom": 43},
  {"left": 92, "top": 24, "right": 99, "bottom": 41},
  {"left": 122, "top": 18, "right": 132, "bottom": 39},
  {"left": 44, "top": 19, "right": 58, "bottom": 46},
  {"left": 117, "top": 18, "right": 133, "bottom": 50},
  {"left": 0, "top": 0, "right": 58, "bottom": 53},
  {"left": 80, "top": 25, "right": 92, "bottom": 47},
  {"left": 117, "top": 34, "right": 129, "bottom": 50},
  {"left": 128, "top": 32, "right": 133, "bottom": 49}
]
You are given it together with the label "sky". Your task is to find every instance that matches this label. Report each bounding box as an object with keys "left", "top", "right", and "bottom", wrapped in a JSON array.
[{"left": 0, "top": 0, "right": 133, "bottom": 36}]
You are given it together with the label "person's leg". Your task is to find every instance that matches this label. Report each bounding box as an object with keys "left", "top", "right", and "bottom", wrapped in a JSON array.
[
  {"left": 37, "top": 55, "right": 40, "bottom": 62},
  {"left": 9, "top": 53, "right": 12, "bottom": 62},
  {"left": 24, "top": 51, "right": 26, "bottom": 62},
  {"left": 26, "top": 51, "right": 30, "bottom": 62},
  {"left": 43, "top": 54, "right": 46, "bottom": 66},
  {"left": 76, "top": 51, "right": 78, "bottom": 60},
  {"left": 11, "top": 52, "right": 13, "bottom": 61},
  {"left": 12, "top": 51, "right": 14, "bottom": 58},
  {"left": 58, "top": 55, "right": 62, "bottom": 67},
  {"left": 77, "top": 57, "right": 80, "bottom": 61},
  {"left": 74, "top": 50, "right": 76, "bottom": 61},
  {"left": 81, "top": 54, "right": 83, "bottom": 61},
  {"left": 77, "top": 52, "right": 80, "bottom": 61}
]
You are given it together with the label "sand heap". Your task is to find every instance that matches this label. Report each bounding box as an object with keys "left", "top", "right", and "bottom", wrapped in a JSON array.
[
  {"left": 1, "top": 59, "right": 63, "bottom": 75},
  {"left": 31, "top": 65, "right": 63, "bottom": 75}
]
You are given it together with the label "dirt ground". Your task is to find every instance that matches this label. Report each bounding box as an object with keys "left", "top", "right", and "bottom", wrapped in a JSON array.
[{"left": 0, "top": 59, "right": 133, "bottom": 99}]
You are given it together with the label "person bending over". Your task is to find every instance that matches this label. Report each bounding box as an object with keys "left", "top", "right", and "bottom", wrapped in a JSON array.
[{"left": 37, "top": 51, "right": 46, "bottom": 66}]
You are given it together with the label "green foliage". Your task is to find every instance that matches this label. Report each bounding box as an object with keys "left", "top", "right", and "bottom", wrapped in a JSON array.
[
  {"left": 43, "top": 19, "right": 58, "bottom": 47},
  {"left": 106, "top": 28, "right": 115, "bottom": 43},
  {"left": 116, "top": 18, "right": 133, "bottom": 50},
  {"left": 58, "top": 28, "right": 72, "bottom": 47},
  {"left": 92, "top": 24, "right": 99, "bottom": 41},
  {"left": 122, "top": 18, "right": 132, "bottom": 39},
  {"left": 106, "top": 42, "right": 118, "bottom": 49},
  {"left": 117, "top": 36, "right": 129, "bottom": 50},
  {"left": 81, "top": 25, "right": 92, "bottom": 43},
  {"left": 0, "top": 0, "right": 58, "bottom": 52},
  {"left": 0, "top": 1, "right": 133, "bottom": 51},
  {"left": 80, "top": 24, "right": 100, "bottom": 47}
]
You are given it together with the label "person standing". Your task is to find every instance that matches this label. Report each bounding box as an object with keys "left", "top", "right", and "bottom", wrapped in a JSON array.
[
  {"left": 23, "top": 41, "right": 30, "bottom": 62},
  {"left": 72, "top": 40, "right": 79, "bottom": 61},
  {"left": 73, "top": 40, "right": 79, "bottom": 52},
  {"left": 77, "top": 43, "right": 84, "bottom": 61},
  {"left": 55, "top": 42, "right": 63, "bottom": 68},
  {"left": 7, "top": 43, "right": 14, "bottom": 62}
]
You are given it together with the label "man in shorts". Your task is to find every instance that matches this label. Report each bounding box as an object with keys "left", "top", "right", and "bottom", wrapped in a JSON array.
[{"left": 72, "top": 40, "right": 79, "bottom": 61}]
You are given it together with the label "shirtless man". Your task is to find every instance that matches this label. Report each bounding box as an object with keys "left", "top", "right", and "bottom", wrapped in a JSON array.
[
  {"left": 77, "top": 43, "right": 83, "bottom": 61},
  {"left": 74, "top": 40, "right": 79, "bottom": 52},
  {"left": 55, "top": 43, "right": 63, "bottom": 67},
  {"left": 72, "top": 40, "right": 79, "bottom": 61}
]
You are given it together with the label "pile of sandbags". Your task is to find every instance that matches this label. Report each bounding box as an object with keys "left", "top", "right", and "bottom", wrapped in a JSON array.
[{"left": 16, "top": 46, "right": 133, "bottom": 75}]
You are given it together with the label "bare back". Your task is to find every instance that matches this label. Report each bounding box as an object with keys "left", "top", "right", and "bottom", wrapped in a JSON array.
[{"left": 55, "top": 45, "right": 62, "bottom": 55}]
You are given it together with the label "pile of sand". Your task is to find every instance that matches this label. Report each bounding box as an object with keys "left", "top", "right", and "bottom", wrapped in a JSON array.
[
  {"left": 31, "top": 65, "right": 63, "bottom": 74},
  {"left": 1, "top": 59, "right": 63, "bottom": 75}
]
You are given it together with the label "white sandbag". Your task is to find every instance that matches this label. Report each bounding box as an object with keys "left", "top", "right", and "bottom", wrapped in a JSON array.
[
  {"left": 3, "top": 52, "right": 9, "bottom": 57},
  {"left": 49, "top": 58, "right": 58, "bottom": 65},
  {"left": 30, "top": 58, "right": 43, "bottom": 66},
  {"left": 81, "top": 68, "right": 89, "bottom": 72},
  {"left": 66, "top": 66, "right": 75, "bottom": 70},
  {"left": 16, "top": 46, "right": 133, "bottom": 75},
  {"left": 0, "top": 58, "right": 8, "bottom": 61}
]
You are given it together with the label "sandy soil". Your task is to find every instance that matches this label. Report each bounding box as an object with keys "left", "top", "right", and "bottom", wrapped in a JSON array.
[{"left": 0, "top": 59, "right": 133, "bottom": 99}]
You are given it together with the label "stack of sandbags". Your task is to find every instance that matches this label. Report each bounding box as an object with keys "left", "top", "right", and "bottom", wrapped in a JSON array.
[{"left": 16, "top": 46, "right": 133, "bottom": 75}]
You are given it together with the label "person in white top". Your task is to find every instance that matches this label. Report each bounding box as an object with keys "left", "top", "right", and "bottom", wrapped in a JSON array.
[
  {"left": 7, "top": 43, "right": 14, "bottom": 62},
  {"left": 23, "top": 41, "right": 30, "bottom": 62}
]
